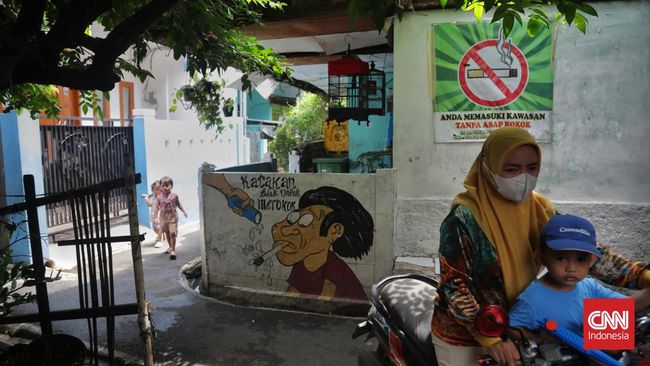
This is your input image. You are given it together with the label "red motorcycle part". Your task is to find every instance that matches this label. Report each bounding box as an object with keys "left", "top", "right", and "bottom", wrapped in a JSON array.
[
  {"left": 476, "top": 304, "right": 508, "bottom": 338},
  {"left": 388, "top": 330, "right": 407, "bottom": 366}
]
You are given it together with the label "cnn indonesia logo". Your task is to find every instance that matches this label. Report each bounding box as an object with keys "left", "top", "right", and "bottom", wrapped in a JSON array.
[{"left": 583, "top": 298, "right": 634, "bottom": 350}]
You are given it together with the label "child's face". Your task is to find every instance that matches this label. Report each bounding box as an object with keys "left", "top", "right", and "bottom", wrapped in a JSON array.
[
  {"left": 162, "top": 182, "right": 173, "bottom": 194},
  {"left": 539, "top": 248, "right": 598, "bottom": 291},
  {"left": 153, "top": 185, "right": 162, "bottom": 195}
]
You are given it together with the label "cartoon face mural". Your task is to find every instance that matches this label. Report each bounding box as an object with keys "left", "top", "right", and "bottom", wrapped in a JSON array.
[
  {"left": 272, "top": 205, "right": 334, "bottom": 266},
  {"left": 271, "top": 186, "right": 374, "bottom": 301}
]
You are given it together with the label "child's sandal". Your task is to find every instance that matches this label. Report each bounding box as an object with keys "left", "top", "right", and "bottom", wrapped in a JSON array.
[{"left": 170, "top": 252, "right": 176, "bottom": 260}]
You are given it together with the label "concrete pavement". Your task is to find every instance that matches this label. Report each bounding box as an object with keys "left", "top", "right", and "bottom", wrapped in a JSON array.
[{"left": 12, "top": 220, "right": 375, "bottom": 365}]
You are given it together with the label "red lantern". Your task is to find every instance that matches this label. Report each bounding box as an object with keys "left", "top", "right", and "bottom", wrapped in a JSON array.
[
  {"left": 327, "top": 56, "right": 385, "bottom": 123},
  {"left": 327, "top": 55, "right": 369, "bottom": 75}
]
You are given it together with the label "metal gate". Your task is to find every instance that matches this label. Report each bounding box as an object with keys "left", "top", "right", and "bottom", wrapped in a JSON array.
[{"left": 41, "top": 124, "right": 134, "bottom": 228}]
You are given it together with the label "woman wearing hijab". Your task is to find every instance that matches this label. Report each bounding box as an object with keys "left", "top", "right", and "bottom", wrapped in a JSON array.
[{"left": 430, "top": 127, "right": 650, "bottom": 366}]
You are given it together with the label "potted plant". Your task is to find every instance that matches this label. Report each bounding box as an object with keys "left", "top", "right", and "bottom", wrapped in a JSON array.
[{"left": 222, "top": 97, "right": 235, "bottom": 117}]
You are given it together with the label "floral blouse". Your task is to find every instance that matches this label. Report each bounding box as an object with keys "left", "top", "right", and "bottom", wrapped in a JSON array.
[{"left": 431, "top": 205, "right": 648, "bottom": 347}]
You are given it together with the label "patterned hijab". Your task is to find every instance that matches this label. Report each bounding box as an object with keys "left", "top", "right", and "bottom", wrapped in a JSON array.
[{"left": 452, "top": 127, "right": 556, "bottom": 304}]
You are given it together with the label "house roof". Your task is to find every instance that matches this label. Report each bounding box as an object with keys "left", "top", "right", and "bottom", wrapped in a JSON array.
[{"left": 239, "top": 3, "right": 396, "bottom": 94}]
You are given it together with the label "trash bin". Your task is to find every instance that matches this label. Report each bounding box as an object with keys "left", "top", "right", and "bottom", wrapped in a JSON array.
[{"left": 313, "top": 157, "right": 348, "bottom": 173}]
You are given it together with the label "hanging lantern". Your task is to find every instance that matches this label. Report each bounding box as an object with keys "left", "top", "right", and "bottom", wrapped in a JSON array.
[{"left": 327, "top": 56, "right": 386, "bottom": 123}]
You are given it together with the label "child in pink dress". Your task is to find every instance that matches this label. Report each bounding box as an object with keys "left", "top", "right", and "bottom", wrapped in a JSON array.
[
  {"left": 142, "top": 180, "right": 165, "bottom": 247},
  {"left": 152, "top": 176, "right": 187, "bottom": 260}
]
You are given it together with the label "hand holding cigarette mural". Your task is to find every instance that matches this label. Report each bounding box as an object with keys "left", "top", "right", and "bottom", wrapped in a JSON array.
[
  {"left": 203, "top": 173, "right": 261, "bottom": 224},
  {"left": 203, "top": 173, "right": 373, "bottom": 302}
]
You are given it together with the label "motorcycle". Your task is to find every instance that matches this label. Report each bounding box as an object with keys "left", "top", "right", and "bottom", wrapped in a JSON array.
[
  {"left": 353, "top": 273, "right": 439, "bottom": 366},
  {"left": 353, "top": 273, "right": 650, "bottom": 366}
]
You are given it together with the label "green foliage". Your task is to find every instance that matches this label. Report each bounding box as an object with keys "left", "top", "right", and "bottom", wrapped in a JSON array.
[
  {"left": 223, "top": 97, "right": 235, "bottom": 116},
  {"left": 0, "top": 84, "right": 60, "bottom": 119},
  {"left": 269, "top": 93, "right": 326, "bottom": 170},
  {"left": 347, "top": 0, "right": 598, "bottom": 37},
  {"left": 0, "top": 250, "right": 35, "bottom": 317},
  {"left": 0, "top": 0, "right": 288, "bottom": 121},
  {"left": 282, "top": 93, "right": 327, "bottom": 142},
  {"left": 269, "top": 126, "right": 299, "bottom": 170},
  {"left": 0, "top": 219, "right": 38, "bottom": 318},
  {"left": 171, "top": 77, "right": 231, "bottom": 135}
]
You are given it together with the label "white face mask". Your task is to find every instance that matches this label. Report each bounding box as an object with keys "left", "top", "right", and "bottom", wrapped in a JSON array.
[
  {"left": 483, "top": 160, "right": 537, "bottom": 202},
  {"left": 492, "top": 173, "right": 538, "bottom": 202}
]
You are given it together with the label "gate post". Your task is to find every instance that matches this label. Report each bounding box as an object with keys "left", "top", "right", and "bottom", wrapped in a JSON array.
[
  {"left": 0, "top": 112, "right": 49, "bottom": 263},
  {"left": 23, "top": 174, "right": 53, "bottom": 335},
  {"left": 125, "top": 154, "right": 154, "bottom": 365}
]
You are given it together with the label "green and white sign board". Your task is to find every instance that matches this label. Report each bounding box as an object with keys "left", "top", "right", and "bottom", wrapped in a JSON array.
[{"left": 433, "top": 22, "right": 553, "bottom": 142}]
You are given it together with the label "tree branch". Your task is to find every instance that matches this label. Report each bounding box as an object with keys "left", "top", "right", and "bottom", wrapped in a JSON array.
[
  {"left": 1, "top": 0, "right": 179, "bottom": 91},
  {"left": 42, "top": 0, "right": 112, "bottom": 60},
  {"left": 11, "top": 58, "right": 119, "bottom": 91},
  {"left": 275, "top": 76, "right": 326, "bottom": 98},
  {"left": 78, "top": 34, "right": 104, "bottom": 53},
  {"left": 11, "top": 0, "right": 47, "bottom": 36},
  {"left": 91, "top": 0, "right": 181, "bottom": 74}
]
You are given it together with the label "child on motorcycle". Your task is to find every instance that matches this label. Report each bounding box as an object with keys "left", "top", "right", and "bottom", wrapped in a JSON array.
[{"left": 508, "top": 213, "right": 650, "bottom": 339}]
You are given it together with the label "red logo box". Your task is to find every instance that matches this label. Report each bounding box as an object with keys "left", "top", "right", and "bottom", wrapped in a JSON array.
[{"left": 583, "top": 298, "right": 634, "bottom": 350}]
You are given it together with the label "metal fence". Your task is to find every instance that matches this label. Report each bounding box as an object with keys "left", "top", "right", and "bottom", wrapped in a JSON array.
[{"left": 40, "top": 119, "right": 134, "bottom": 228}]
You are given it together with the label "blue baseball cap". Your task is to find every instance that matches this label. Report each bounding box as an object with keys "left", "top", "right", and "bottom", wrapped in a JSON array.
[{"left": 541, "top": 214, "right": 600, "bottom": 257}]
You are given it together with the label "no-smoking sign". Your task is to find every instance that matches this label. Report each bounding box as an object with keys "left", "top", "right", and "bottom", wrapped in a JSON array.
[{"left": 458, "top": 39, "right": 528, "bottom": 107}]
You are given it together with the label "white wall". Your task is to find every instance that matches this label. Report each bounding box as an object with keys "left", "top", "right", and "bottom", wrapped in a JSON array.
[
  {"left": 85, "top": 24, "right": 250, "bottom": 227},
  {"left": 141, "top": 113, "right": 246, "bottom": 223},
  {"left": 88, "top": 34, "right": 241, "bottom": 124},
  {"left": 393, "top": 2, "right": 650, "bottom": 260}
]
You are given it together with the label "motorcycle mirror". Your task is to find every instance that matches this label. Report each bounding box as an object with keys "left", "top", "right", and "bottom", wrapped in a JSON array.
[{"left": 476, "top": 304, "right": 508, "bottom": 338}]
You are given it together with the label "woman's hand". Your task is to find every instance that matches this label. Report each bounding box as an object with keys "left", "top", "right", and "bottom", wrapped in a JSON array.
[{"left": 486, "top": 339, "right": 520, "bottom": 366}]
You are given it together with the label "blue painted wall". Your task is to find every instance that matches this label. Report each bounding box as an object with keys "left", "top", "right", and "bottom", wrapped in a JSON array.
[
  {"left": 0, "top": 112, "right": 47, "bottom": 263},
  {"left": 133, "top": 116, "right": 150, "bottom": 228},
  {"left": 348, "top": 73, "right": 394, "bottom": 173},
  {"left": 246, "top": 90, "right": 272, "bottom": 121}
]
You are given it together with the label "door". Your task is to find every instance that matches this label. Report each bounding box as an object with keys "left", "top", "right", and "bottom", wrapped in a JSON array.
[
  {"left": 40, "top": 86, "right": 81, "bottom": 125},
  {"left": 118, "top": 81, "right": 134, "bottom": 126}
]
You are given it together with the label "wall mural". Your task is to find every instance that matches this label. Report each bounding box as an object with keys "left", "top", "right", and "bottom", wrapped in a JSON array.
[{"left": 203, "top": 173, "right": 373, "bottom": 301}]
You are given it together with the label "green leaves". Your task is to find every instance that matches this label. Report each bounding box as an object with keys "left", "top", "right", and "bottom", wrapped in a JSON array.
[
  {"left": 0, "top": 243, "right": 38, "bottom": 318},
  {"left": 79, "top": 90, "right": 103, "bottom": 118},
  {"left": 487, "top": 0, "right": 595, "bottom": 37},
  {"left": 269, "top": 125, "right": 298, "bottom": 170},
  {"left": 553, "top": 0, "right": 594, "bottom": 33},
  {"left": 170, "top": 77, "right": 232, "bottom": 135},
  {"left": 1, "top": 0, "right": 289, "bottom": 118},
  {"left": 462, "top": 1, "right": 486, "bottom": 23},
  {"left": 573, "top": 13, "right": 587, "bottom": 34},
  {"left": 576, "top": 3, "right": 597, "bottom": 17},
  {"left": 503, "top": 13, "right": 515, "bottom": 37},
  {"left": 0, "top": 84, "right": 60, "bottom": 119},
  {"left": 346, "top": 0, "right": 597, "bottom": 38},
  {"left": 268, "top": 93, "right": 327, "bottom": 170},
  {"left": 527, "top": 16, "right": 544, "bottom": 36}
]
